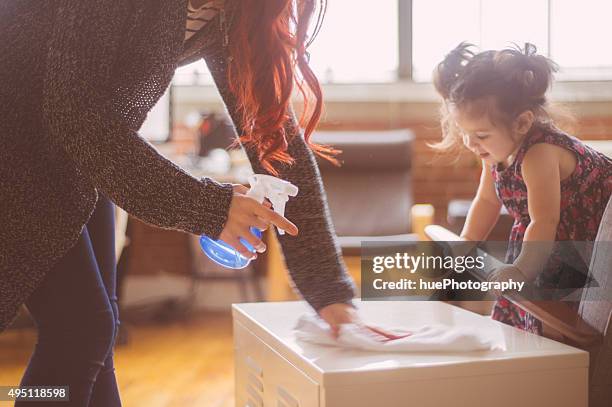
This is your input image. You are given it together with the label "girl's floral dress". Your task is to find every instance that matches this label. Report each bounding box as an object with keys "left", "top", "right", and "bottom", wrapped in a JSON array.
[{"left": 491, "top": 125, "right": 612, "bottom": 334}]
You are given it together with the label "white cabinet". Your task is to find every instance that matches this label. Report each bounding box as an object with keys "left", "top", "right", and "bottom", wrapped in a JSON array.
[
  {"left": 233, "top": 300, "right": 588, "bottom": 407},
  {"left": 235, "top": 320, "right": 319, "bottom": 407}
]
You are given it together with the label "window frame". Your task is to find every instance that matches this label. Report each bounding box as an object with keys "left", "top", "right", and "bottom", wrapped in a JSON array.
[{"left": 171, "top": 0, "right": 612, "bottom": 102}]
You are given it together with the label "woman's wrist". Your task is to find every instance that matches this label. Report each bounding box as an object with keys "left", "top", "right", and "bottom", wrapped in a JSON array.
[{"left": 194, "top": 177, "right": 234, "bottom": 239}]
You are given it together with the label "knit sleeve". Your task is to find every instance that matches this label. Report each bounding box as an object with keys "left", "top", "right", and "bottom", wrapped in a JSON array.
[
  {"left": 42, "top": 0, "right": 233, "bottom": 238},
  {"left": 202, "top": 48, "right": 357, "bottom": 311}
]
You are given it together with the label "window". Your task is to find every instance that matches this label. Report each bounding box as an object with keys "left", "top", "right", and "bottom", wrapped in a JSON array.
[
  {"left": 412, "top": 0, "right": 612, "bottom": 82},
  {"left": 172, "top": 0, "right": 612, "bottom": 86},
  {"left": 308, "top": 0, "right": 399, "bottom": 83},
  {"left": 172, "top": 0, "right": 399, "bottom": 86},
  {"left": 412, "top": 0, "right": 547, "bottom": 81},
  {"left": 549, "top": 0, "right": 612, "bottom": 80}
]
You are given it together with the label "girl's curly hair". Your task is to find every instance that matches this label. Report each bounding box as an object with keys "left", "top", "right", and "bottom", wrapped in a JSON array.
[{"left": 431, "top": 42, "right": 559, "bottom": 152}]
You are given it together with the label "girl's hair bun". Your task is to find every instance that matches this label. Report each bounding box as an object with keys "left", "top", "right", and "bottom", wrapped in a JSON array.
[
  {"left": 495, "top": 42, "right": 558, "bottom": 108},
  {"left": 433, "top": 42, "right": 476, "bottom": 99}
]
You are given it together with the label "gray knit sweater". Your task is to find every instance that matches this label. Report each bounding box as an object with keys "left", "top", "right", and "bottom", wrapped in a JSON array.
[{"left": 0, "top": 0, "right": 355, "bottom": 332}]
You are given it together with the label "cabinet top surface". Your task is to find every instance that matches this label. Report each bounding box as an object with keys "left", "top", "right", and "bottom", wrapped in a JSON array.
[{"left": 233, "top": 300, "right": 588, "bottom": 383}]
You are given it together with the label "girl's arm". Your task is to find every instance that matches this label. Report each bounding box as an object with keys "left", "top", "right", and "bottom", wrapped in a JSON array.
[
  {"left": 513, "top": 144, "right": 561, "bottom": 281},
  {"left": 201, "top": 49, "right": 356, "bottom": 312},
  {"left": 460, "top": 162, "right": 503, "bottom": 241}
]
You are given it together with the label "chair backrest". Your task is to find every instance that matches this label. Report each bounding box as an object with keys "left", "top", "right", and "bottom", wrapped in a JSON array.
[
  {"left": 312, "top": 130, "right": 414, "bottom": 237},
  {"left": 578, "top": 197, "right": 612, "bottom": 407}
]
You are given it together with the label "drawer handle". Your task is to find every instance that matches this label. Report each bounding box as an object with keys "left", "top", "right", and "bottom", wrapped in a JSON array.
[
  {"left": 247, "top": 385, "right": 263, "bottom": 407},
  {"left": 248, "top": 372, "right": 264, "bottom": 392},
  {"left": 277, "top": 386, "right": 299, "bottom": 407},
  {"left": 246, "top": 356, "right": 263, "bottom": 377}
]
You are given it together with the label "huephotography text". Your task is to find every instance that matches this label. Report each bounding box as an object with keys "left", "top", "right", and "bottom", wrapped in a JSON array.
[{"left": 372, "top": 278, "right": 525, "bottom": 293}]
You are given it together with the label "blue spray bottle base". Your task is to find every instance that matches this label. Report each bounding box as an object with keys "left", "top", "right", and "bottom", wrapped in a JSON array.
[{"left": 199, "top": 227, "right": 263, "bottom": 269}]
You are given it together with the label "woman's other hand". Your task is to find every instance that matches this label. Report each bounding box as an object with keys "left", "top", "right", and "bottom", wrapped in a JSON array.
[{"left": 218, "top": 184, "right": 298, "bottom": 259}]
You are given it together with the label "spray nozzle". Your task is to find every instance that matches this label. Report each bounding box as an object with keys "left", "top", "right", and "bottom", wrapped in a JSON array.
[{"left": 245, "top": 174, "right": 299, "bottom": 235}]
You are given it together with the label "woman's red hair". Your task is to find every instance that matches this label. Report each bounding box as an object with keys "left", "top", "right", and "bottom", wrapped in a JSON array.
[{"left": 227, "top": 0, "right": 337, "bottom": 175}]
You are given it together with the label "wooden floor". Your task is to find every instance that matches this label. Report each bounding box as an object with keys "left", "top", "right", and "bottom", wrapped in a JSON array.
[{"left": 0, "top": 311, "right": 235, "bottom": 407}]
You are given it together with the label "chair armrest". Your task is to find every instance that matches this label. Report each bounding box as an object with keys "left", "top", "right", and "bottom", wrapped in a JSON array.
[
  {"left": 425, "top": 225, "right": 602, "bottom": 346},
  {"left": 337, "top": 234, "right": 420, "bottom": 257},
  {"left": 425, "top": 225, "right": 461, "bottom": 241},
  {"left": 504, "top": 293, "right": 601, "bottom": 346}
]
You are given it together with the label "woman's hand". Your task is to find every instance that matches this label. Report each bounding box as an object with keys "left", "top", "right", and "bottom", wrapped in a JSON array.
[
  {"left": 218, "top": 184, "right": 298, "bottom": 259},
  {"left": 318, "top": 303, "right": 410, "bottom": 341},
  {"left": 318, "top": 303, "right": 360, "bottom": 339}
]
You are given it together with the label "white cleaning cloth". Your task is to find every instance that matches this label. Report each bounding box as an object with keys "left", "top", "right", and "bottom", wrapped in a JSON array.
[{"left": 294, "top": 314, "right": 495, "bottom": 352}]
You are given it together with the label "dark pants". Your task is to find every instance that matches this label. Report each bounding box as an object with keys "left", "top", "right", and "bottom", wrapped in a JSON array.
[{"left": 18, "top": 195, "right": 122, "bottom": 407}]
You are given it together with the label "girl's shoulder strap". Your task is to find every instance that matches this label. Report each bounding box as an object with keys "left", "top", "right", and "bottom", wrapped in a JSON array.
[
  {"left": 511, "top": 125, "right": 545, "bottom": 169},
  {"left": 515, "top": 124, "right": 578, "bottom": 166}
]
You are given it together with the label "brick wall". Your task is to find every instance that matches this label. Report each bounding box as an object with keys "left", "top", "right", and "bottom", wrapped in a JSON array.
[
  {"left": 172, "top": 99, "right": 612, "bottom": 225},
  {"left": 314, "top": 117, "right": 478, "bottom": 225},
  {"left": 123, "top": 99, "right": 611, "bottom": 277},
  {"left": 309, "top": 103, "right": 612, "bottom": 224}
]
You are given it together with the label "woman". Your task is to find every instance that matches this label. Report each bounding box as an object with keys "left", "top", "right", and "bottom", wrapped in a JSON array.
[{"left": 0, "top": 0, "right": 357, "bottom": 405}]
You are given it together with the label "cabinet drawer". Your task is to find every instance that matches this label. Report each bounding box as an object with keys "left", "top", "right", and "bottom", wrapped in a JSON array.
[{"left": 235, "top": 321, "right": 319, "bottom": 407}]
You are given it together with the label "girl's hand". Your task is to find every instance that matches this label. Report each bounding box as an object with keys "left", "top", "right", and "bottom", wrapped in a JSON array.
[
  {"left": 218, "top": 184, "right": 298, "bottom": 259},
  {"left": 488, "top": 264, "right": 526, "bottom": 296}
]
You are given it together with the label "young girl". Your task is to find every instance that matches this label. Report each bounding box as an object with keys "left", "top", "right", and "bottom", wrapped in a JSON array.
[{"left": 432, "top": 42, "right": 612, "bottom": 334}]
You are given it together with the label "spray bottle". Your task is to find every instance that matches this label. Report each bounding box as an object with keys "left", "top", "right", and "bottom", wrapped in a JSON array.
[{"left": 199, "top": 174, "right": 299, "bottom": 269}]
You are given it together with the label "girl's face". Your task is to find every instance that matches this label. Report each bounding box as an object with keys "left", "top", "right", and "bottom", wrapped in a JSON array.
[{"left": 452, "top": 106, "right": 522, "bottom": 166}]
